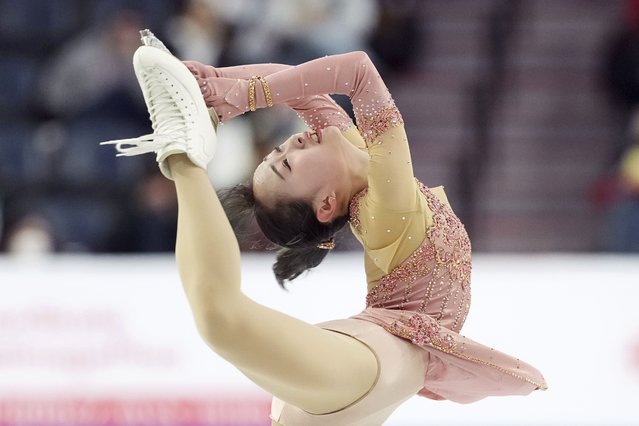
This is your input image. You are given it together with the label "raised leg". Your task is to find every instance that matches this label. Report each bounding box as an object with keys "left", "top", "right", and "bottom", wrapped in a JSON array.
[
  {"left": 168, "top": 154, "right": 377, "bottom": 414},
  {"left": 102, "top": 40, "right": 379, "bottom": 414}
]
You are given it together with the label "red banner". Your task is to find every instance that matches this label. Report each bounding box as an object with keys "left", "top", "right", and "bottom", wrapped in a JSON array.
[{"left": 0, "top": 398, "right": 271, "bottom": 426}]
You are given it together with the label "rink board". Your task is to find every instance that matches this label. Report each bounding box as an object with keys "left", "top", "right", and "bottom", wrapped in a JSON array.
[{"left": 0, "top": 253, "right": 637, "bottom": 426}]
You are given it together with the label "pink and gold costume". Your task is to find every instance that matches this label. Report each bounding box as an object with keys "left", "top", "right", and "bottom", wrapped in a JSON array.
[{"left": 185, "top": 51, "right": 546, "bottom": 424}]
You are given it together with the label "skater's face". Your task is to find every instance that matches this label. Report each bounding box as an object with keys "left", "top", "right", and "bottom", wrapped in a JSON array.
[{"left": 253, "top": 126, "right": 349, "bottom": 211}]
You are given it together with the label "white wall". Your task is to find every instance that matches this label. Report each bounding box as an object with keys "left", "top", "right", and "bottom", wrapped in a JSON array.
[{"left": 0, "top": 253, "right": 638, "bottom": 425}]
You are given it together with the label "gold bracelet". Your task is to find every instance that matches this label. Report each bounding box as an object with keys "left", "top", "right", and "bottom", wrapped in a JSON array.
[
  {"left": 257, "top": 76, "right": 273, "bottom": 108},
  {"left": 248, "top": 76, "right": 257, "bottom": 111}
]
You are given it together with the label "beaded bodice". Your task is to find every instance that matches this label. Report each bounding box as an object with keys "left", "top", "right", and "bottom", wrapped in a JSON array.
[
  {"left": 350, "top": 182, "right": 548, "bottom": 397},
  {"left": 350, "top": 181, "right": 472, "bottom": 334}
]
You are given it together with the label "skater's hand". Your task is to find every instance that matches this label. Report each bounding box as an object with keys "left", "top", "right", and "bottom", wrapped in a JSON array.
[
  {"left": 184, "top": 61, "right": 248, "bottom": 122},
  {"left": 183, "top": 60, "right": 216, "bottom": 79},
  {"left": 197, "top": 77, "right": 248, "bottom": 122}
]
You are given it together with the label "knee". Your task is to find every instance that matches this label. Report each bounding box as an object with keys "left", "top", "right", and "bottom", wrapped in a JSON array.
[{"left": 190, "top": 291, "right": 246, "bottom": 354}]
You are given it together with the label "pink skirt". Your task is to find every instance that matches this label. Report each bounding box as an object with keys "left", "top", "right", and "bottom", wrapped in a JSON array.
[
  {"left": 271, "top": 318, "right": 426, "bottom": 426},
  {"left": 353, "top": 307, "right": 547, "bottom": 404}
]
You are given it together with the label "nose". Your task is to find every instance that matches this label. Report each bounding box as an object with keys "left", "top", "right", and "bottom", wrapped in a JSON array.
[{"left": 279, "top": 133, "right": 305, "bottom": 156}]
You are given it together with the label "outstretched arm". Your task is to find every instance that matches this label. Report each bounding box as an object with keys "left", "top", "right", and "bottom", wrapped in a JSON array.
[
  {"left": 188, "top": 53, "right": 413, "bottom": 205},
  {"left": 184, "top": 60, "right": 354, "bottom": 133},
  {"left": 237, "top": 53, "right": 419, "bottom": 249},
  {"left": 212, "top": 52, "right": 423, "bottom": 275},
  {"left": 185, "top": 53, "right": 423, "bottom": 274},
  {"left": 167, "top": 154, "right": 377, "bottom": 414},
  {"left": 213, "top": 51, "right": 396, "bottom": 138}
]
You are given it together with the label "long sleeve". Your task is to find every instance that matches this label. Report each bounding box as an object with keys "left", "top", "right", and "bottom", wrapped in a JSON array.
[
  {"left": 184, "top": 60, "right": 354, "bottom": 133},
  {"left": 190, "top": 53, "right": 430, "bottom": 278},
  {"left": 190, "top": 52, "right": 416, "bottom": 208},
  {"left": 239, "top": 52, "right": 425, "bottom": 276},
  {"left": 240, "top": 52, "right": 426, "bottom": 280}
]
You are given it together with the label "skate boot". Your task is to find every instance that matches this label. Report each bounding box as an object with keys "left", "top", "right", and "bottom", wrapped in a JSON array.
[
  {"left": 139, "top": 29, "right": 220, "bottom": 128},
  {"left": 101, "top": 31, "right": 217, "bottom": 179}
]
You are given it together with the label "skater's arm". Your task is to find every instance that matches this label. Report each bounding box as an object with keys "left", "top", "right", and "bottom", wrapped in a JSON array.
[
  {"left": 183, "top": 61, "right": 291, "bottom": 79},
  {"left": 218, "top": 52, "right": 415, "bottom": 207},
  {"left": 184, "top": 60, "right": 355, "bottom": 134}
]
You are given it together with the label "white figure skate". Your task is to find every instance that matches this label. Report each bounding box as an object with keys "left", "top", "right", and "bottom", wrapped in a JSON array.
[{"left": 101, "top": 30, "right": 217, "bottom": 180}]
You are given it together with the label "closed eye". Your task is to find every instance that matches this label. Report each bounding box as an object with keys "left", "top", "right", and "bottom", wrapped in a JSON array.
[{"left": 283, "top": 158, "right": 291, "bottom": 171}]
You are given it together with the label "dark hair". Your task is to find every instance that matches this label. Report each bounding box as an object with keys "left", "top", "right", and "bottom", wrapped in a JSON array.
[{"left": 219, "top": 183, "right": 349, "bottom": 288}]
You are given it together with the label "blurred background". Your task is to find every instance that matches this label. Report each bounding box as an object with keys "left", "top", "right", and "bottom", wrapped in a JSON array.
[
  {"left": 1, "top": 0, "right": 638, "bottom": 255},
  {"left": 1, "top": 0, "right": 638, "bottom": 425}
]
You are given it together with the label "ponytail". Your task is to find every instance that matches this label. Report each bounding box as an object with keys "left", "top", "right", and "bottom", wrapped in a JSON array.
[
  {"left": 273, "top": 245, "right": 331, "bottom": 287},
  {"left": 219, "top": 183, "right": 349, "bottom": 288}
]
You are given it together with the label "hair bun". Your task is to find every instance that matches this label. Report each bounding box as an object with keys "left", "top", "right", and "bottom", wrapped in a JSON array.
[{"left": 316, "top": 238, "right": 336, "bottom": 250}]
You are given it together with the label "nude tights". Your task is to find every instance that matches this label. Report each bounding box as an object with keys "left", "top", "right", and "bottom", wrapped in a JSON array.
[{"left": 168, "top": 155, "right": 378, "bottom": 416}]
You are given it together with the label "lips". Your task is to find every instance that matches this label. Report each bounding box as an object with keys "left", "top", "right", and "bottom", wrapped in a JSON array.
[{"left": 305, "top": 130, "right": 321, "bottom": 144}]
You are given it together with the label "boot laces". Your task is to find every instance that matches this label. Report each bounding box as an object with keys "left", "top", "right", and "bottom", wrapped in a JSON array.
[{"left": 101, "top": 68, "right": 190, "bottom": 156}]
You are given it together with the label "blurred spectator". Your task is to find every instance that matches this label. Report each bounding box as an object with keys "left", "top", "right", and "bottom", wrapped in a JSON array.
[
  {"left": 621, "top": 142, "right": 639, "bottom": 189},
  {"left": 164, "top": 0, "right": 229, "bottom": 65},
  {"left": 602, "top": 0, "right": 639, "bottom": 165},
  {"left": 218, "top": 0, "right": 377, "bottom": 65},
  {"left": 598, "top": 0, "right": 639, "bottom": 252},
  {"left": 368, "top": 0, "right": 422, "bottom": 73},
  {"left": 599, "top": 143, "right": 639, "bottom": 252},
  {"left": 37, "top": 8, "right": 147, "bottom": 121},
  {"left": 4, "top": 214, "right": 55, "bottom": 256},
  {"left": 300, "top": 0, "right": 378, "bottom": 55},
  {"left": 1, "top": 190, "right": 125, "bottom": 253}
]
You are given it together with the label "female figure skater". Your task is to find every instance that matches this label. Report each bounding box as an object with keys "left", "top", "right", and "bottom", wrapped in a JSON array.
[{"left": 104, "top": 32, "right": 546, "bottom": 425}]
